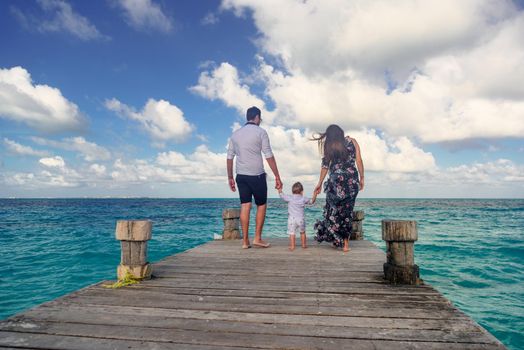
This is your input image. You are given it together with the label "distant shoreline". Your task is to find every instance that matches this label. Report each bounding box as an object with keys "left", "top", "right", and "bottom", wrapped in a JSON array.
[{"left": 1, "top": 197, "right": 523, "bottom": 200}]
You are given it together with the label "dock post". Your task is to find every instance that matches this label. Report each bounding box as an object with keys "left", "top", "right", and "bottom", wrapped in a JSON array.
[
  {"left": 115, "top": 220, "right": 152, "bottom": 280},
  {"left": 350, "top": 210, "right": 364, "bottom": 240},
  {"left": 382, "top": 220, "right": 420, "bottom": 285},
  {"left": 222, "top": 208, "right": 241, "bottom": 239}
]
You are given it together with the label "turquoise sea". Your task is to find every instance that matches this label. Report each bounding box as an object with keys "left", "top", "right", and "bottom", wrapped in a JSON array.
[{"left": 0, "top": 198, "right": 522, "bottom": 349}]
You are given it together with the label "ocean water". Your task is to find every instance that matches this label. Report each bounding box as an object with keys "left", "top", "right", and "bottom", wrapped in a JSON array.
[{"left": 0, "top": 198, "right": 522, "bottom": 349}]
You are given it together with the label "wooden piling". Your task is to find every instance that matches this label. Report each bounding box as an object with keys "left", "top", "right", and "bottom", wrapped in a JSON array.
[
  {"left": 115, "top": 220, "right": 152, "bottom": 280},
  {"left": 382, "top": 220, "right": 420, "bottom": 285},
  {"left": 350, "top": 210, "right": 365, "bottom": 240},
  {"left": 222, "top": 208, "right": 240, "bottom": 239}
]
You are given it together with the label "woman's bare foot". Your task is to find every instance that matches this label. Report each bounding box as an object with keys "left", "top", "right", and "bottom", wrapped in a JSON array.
[
  {"left": 288, "top": 246, "right": 295, "bottom": 251},
  {"left": 343, "top": 239, "right": 350, "bottom": 252}
]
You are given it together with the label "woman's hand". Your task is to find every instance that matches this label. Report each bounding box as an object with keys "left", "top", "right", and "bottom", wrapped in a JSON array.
[
  {"left": 359, "top": 178, "right": 365, "bottom": 191},
  {"left": 314, "top": 183, "right": 322, "bottom": 195}
]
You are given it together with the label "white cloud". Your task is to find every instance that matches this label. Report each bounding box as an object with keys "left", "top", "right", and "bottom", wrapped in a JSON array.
[
  {"left": 105, "top": 144, "right": 227, "bottom": 185},
  {"left": 196, "top": 2, "right": 524, "bottom": 144},
  {"left": 201, "top": 12, "right": 219, "bottom": 25},
  {"left": 32, "top": 136, "right": 111, "bottom": 162},
  {"left": 116, "top": 0, "right": 173, "bottom": 33},
  {"left": 221, "top": 0, "right": 516, "bottom": 79},
  {"left": 3, "top": 138, "right": 50, "bottom": 157},
  {"left": 12, "top": 0, "right": 107, "bottom": 41},
  {"left": 0, "top": 66, "right": 85, "bottom": 133},
  {"left": 190, "top": 62, "right": 275, "bottom": 123},
  {"left": 89, "top": 163, "right": 107, "bottom": 176},
  {"left": 39, "top": 156, "right": 65, "bottom": 168},
  {"left": 105, "top": 98, "right": 194, "bottom": 144}
]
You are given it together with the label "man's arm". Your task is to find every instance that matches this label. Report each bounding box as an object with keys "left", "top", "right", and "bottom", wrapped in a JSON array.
[
  {"left": 227, "top": 158, "right": 236, "bottom": 192},
  {"left": 226, "top": 139, "right": 236, "bottom": 192},
  {"left": 265, "top": 156, "right": 282, "bottom": 190}
]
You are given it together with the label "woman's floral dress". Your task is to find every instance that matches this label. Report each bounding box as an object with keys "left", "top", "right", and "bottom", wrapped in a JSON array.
[{"left": 314, "top": 138, "right": 360, "bottom": 247}]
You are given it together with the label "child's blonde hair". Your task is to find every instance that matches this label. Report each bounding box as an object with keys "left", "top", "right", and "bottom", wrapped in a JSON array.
[{"left": 292, "top": 182, "right": 304, "bottom": 194}]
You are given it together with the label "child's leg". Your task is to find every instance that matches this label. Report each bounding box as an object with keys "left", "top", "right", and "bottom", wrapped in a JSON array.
[
  {"left": 300, "top": 232, "right": 307, "bottom": 248},
  {"left": 289, "top": 234, "right": 296, "bottom": 251}
]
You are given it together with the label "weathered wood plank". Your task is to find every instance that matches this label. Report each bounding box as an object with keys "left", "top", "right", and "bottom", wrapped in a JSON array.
[
  {"left": 1, "top": 318, "right": 499, "bottom": 346},
  {"left": 20, "top": 304, "right": 480, "bottom": 332}
]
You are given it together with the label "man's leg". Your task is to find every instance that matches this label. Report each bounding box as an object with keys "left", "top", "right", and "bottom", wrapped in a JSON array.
[
  {"left": 240, "top": 202, "right": 252, "bottom": 248},
  {"left": 253, "top": 204, "right": 270, "bottom": 247}
]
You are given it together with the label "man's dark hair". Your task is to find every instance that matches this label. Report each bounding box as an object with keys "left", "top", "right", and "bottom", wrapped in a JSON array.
[{"left": 246, "top": 106, "right": 261, "bottom": 121}]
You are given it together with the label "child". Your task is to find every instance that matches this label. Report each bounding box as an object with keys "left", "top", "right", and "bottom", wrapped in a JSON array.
[{"left": 278, "top": 182, "right": 317, "bottom": 251}]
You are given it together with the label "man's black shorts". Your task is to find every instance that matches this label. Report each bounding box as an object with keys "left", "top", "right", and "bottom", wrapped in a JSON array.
[{"left": 236, "top": 173, "right": 267, "bottom": 206}]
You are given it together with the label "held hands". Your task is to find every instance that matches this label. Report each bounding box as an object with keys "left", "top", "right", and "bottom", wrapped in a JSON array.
[{"left": 228, "top": 177, "right": 236, "bottom": 192}]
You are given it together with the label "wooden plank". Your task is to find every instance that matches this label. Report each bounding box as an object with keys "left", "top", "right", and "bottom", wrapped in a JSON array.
[
  {"left": 20, "top": 304, "right": 480, "bottom": 332},
  {"left": 74, "top": 286, "right": 455, "bottom": 309},
  {"left": 0, "top": 319, "right": 502, "bottom": 347}
]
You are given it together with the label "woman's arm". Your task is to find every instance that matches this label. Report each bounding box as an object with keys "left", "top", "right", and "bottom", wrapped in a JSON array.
[
  {"left": 314, "top": 167, "right": 328, "bottom": 195},
  {"left": 352, "top": 138, "right": 365, "bottom": 191}
]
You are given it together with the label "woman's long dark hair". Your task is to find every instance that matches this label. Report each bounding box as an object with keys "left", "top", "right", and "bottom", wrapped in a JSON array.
[{"left": 312, "top": 124, "right": 349, "bottom": 164}]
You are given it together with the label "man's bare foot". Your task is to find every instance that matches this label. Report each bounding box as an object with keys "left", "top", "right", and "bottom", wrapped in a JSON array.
[{"left": 253, "top": 240, "right": 271, "bottom": 248}]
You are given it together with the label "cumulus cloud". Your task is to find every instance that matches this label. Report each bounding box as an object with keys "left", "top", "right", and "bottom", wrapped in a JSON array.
[
  {"left": 115, "top": 0, "right": 173, "bottom": 33},
  {"left": 3, "top": 138, "right": 50, "bottom": 157},
  {"left": 105, "top": 98, "right": 194, "bottom": 144},
  {"left": 11, "top": 0, "right": 107, "bottom": 41},
  {"left": 221, "top": 0, "right": 516, "bottom": 78},
  {"left": 39, "top": 156, "right": 66, "bottom": 168},
  {"left": 190, "top": 62, "right": 275, "bottom": 123},
  {"left": 89, "top": 163, "right": 107, "bottom": 176},
  {"left": 32, "top": 136, "right": 111, "bottom": 162},
  {"left": 0, "top": 66, "right": 86, "bottom": 133},
  {"left": 201, "top": 1, "right": 524, "bottom": 144}
]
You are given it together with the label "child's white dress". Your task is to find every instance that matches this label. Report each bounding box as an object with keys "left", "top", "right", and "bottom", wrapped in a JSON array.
[{"left": 280, "top": 193, "right": 313, "bottom": 235}]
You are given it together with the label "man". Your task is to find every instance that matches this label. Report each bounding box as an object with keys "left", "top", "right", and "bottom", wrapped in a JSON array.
[{"left": 227, "top": 106, "right": 282, "bottom": 249}]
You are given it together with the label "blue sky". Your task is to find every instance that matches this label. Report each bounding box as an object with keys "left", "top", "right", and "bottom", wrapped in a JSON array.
[{"left": 0, "top": 0, "right": 523, "bottom": 198}]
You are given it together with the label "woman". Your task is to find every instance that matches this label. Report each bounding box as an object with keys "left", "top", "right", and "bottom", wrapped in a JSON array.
[{"left": 312, "top": 125, "right": 364, "bottom": 252}]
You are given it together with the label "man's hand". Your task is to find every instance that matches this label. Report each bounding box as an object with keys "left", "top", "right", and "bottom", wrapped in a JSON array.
[
  {"left": 228, "top": 177, "right": 236, "bottom": 192},
  {"left": 275, "top": 177, "right": 283, "bottom": 191}
]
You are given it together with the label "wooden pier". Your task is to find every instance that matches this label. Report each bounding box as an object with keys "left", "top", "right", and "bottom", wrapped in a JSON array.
[{"left": 0, "top": 238, "right": 506, "bottom": 349}]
